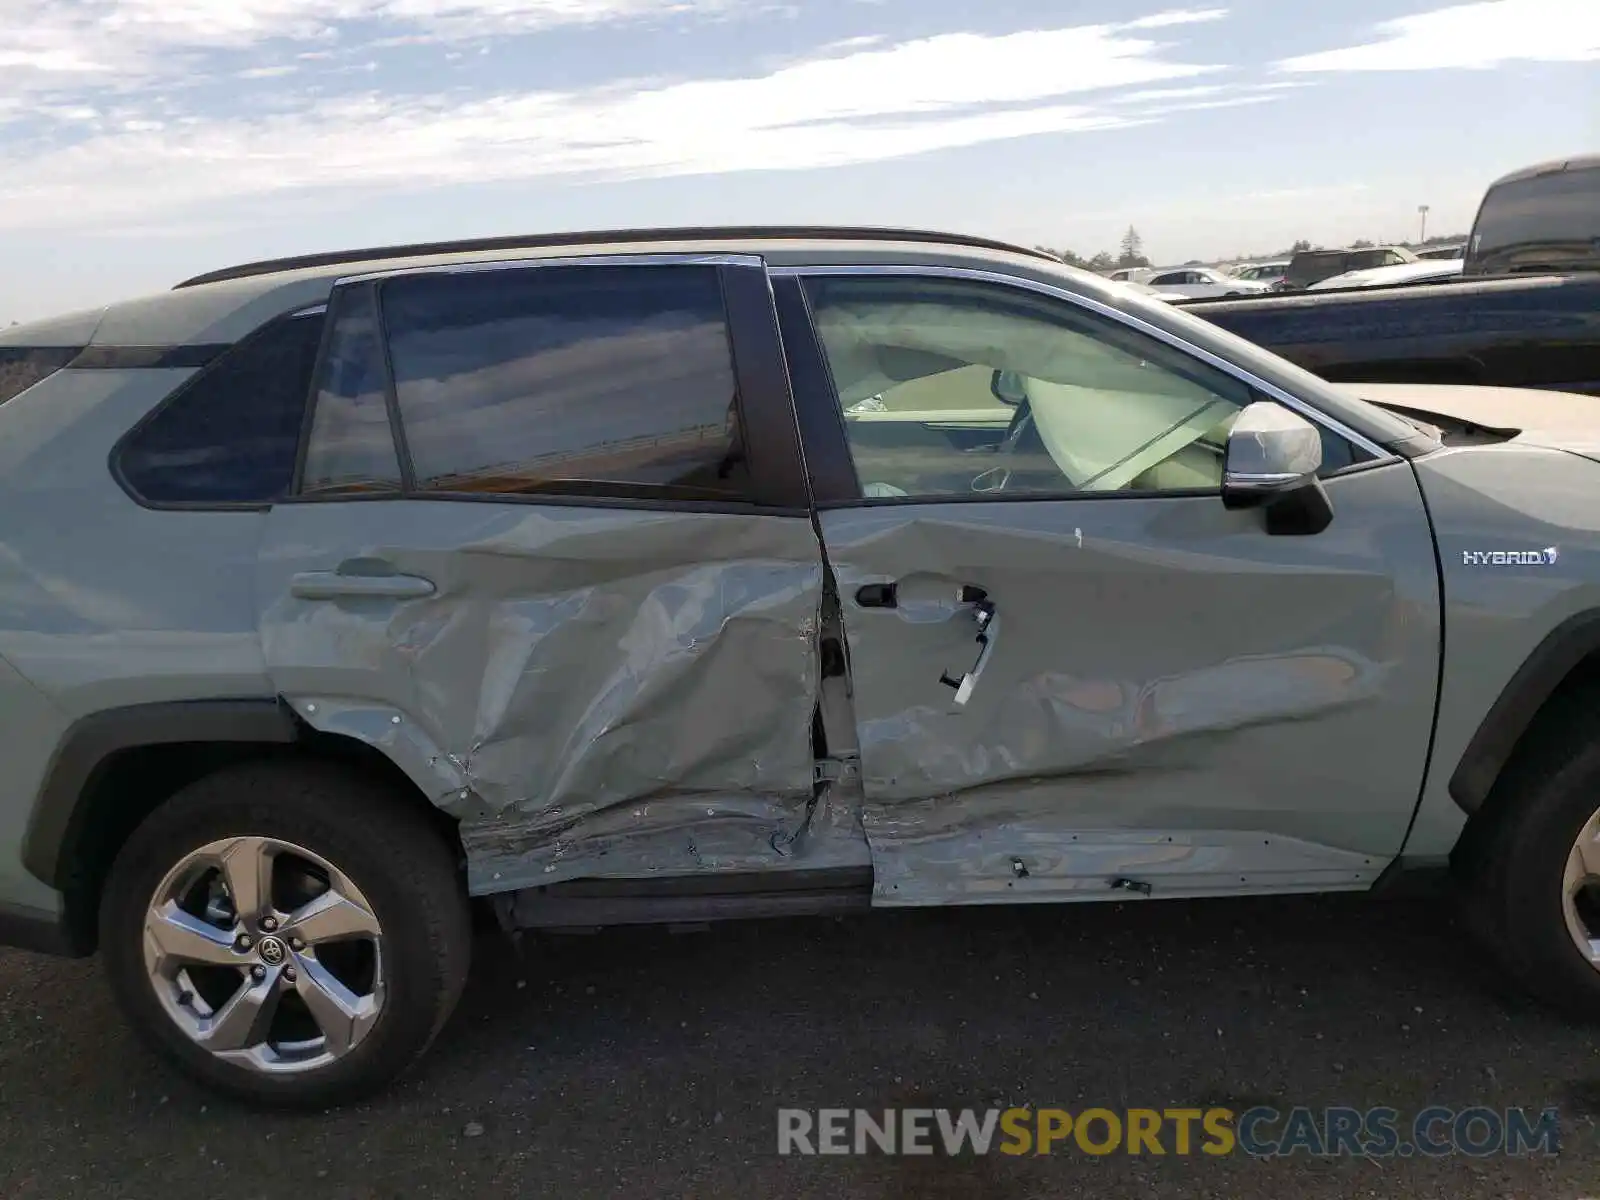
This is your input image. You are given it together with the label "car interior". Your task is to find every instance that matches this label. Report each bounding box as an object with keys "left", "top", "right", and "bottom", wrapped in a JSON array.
[{"left": 814, "top": 296, "right": 1246, "bottom": 498}]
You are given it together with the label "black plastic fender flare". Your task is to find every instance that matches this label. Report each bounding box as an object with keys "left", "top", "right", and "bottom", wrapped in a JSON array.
[
  {"left": 22, "top": 698, "right": 298, "bottom": 892},
  {"left": 1449, "top": 610, "right": 1600, "bottom": 813}
]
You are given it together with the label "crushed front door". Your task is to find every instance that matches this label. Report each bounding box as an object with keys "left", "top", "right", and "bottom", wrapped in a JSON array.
[{"left": 784, "top": 267, "right": 1442, "bottom": 905}]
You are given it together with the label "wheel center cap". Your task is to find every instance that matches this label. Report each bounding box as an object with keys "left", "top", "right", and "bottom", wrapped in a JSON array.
[{"left": 257, "top": 935, "right": 287, "bottom": 966}]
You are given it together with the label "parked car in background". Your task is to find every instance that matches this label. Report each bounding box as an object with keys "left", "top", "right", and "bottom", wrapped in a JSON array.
[
  {"left": 1124, "top": 280, "right": 1190, "bottom": 303},
  {"left": 1180, "top": 155, "right": 1600, "bottom": 394},
  {"left": 1465, "top": 154, "right": 1600, "bottom": 275},
  {"left": 1415, "top": 243, "right": 1467, "bottom": 261},
  {"left": 1231, "top": 260, "right": 1290, "bottom": 285},
  {"left": 1142, "top": 266, "right": 1273, "bottom": 298},
  {"left": 1107, "top": 267, "right": 1155, "bottom": 284},
  {"left": 1307, "top": 259, "right": 1465, "bottom": 291},
  {"left": 1273, "top": 246, "right": 1420, "bottom": 291},
  {"left": 12, "top": 225, "right": 1600, "bottom": 1110}
]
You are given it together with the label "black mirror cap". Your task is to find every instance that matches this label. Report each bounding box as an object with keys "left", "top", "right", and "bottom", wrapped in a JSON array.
[{"left": 1262, "top": 478, "right": 1335, "bottom": 536}]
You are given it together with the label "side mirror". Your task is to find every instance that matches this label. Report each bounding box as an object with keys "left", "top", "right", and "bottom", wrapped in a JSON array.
[{"left": 1222, "top": 401, "right": 1333, "bottom": 534}]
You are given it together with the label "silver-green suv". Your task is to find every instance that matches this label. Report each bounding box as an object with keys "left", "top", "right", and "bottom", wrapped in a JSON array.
[{"left": 4, "top": 226, "right": 1600, "bottom": 1107}]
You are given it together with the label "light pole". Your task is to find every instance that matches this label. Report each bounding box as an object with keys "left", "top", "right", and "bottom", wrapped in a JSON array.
[{"left": 1417, "top": 204, "right": 1430, "bottom": 244}]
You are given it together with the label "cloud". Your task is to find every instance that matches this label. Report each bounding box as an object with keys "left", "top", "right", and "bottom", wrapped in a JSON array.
[
  {"left": 0, "top": 0, "right": 746, "bottom": 98},
  {"left": 1278, "top": 0, "right": 1600, "bottom": 72},
  {"left": 1124, "top": 8, "right": 1229, "bottom": 29},
  {"left": 0, "top": 11, "right": 1263, "bottom": 232}
]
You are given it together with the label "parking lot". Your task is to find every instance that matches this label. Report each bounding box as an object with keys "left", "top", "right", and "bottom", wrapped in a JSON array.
[{"left": 1, "top": 892, "right": 1596, "bottom": 1199}]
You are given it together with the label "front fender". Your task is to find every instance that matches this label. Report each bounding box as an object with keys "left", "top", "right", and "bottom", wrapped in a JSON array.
[{"left": 1402, "top": 444, "right": 1600, "bottom": 858}]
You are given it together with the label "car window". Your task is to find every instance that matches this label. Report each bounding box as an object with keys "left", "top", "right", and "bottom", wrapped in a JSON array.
[
  {"left": 117, "top": 312, "right": 323, "bottom": 506},
  {"left": 1286, "top": 253, "right": 1344, "bottom": 286},
  {"left": 802, "top": 274, "right": 1266, "bottom": 498},
  {"left": 300, "top": 286, "right": 404, "bottom": 496},
  {"left": 378, "top": 264, "right": 749, "bottom": 503}
]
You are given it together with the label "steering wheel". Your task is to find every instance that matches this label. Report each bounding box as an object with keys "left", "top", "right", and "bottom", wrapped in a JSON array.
[{"left": 971, "top": 396, "right": 1076, "bottom": 493}]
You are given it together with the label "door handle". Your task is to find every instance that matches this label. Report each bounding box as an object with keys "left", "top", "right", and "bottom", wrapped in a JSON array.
[
  {"left": 856, "top": 583, "right": 988, "bottom": 610},
  {"left": 939, "top": 587, "right": 998, "bottom": 706},
  {"left": 290, "top": 569, "right": 436, "bottom": 601}
]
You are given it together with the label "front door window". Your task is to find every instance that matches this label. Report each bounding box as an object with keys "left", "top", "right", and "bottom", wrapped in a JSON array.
[{"left": 803, "top": 273, "right": 1256, "bottom": 498}]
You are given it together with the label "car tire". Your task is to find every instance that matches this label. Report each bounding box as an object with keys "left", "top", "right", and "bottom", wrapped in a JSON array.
[
  {"left": 1468, "top": 703, "right": 1600, "bottom": 1019},
  {"left": 99, "top": 757, "right": 472, "bottom": 1108}
]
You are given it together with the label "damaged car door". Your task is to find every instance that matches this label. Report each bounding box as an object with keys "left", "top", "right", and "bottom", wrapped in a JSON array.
[
  {"left": 778, "top": 266, "right": 1442, "bottom": 905},
  {"left": 255, "top": 256, "right": 863, "bottom": 893}
]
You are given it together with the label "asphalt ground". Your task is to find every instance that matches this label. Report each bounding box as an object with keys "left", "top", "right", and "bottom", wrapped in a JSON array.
[{"left": 1, "top": 893, "right": 1598, "bottom": 1199}]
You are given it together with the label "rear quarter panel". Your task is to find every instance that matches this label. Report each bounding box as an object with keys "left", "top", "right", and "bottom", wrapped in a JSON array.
[
  {"left": 0, "top": 652, "right": 73, "bottom": 912},
  {"left": 0, "top": 369, "right": 272, "bottom": 718},
  {"left": 0, "top": 367, "right": 273, "bottom": 904}
]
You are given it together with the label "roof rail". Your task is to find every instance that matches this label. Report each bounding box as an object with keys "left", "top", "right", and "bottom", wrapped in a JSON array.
[{"left": 172, "top": 225, "right": 1062, "bottom": 289}]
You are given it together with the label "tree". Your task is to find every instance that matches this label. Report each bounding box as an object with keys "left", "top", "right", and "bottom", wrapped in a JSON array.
[
  {"left": 1036, "top": 245, "right": 1089, "bottom": 269},
  {"left": 1350, "top": 238, "right": 1374, "bottom": 249},
  {"left": 1088, "top": 251, "right": 1116, "bottom": 272},
  {"left": 1117, "top": 226, "right": 1148, "bottom": 268},
  {"left": 1290, "top": 239, "right": 1313, "bottom": 253}
]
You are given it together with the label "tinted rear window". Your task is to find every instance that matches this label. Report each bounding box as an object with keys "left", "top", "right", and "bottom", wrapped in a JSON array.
[
  {"left": 0, "top": 347, "right": 79, "bottom": 406},
  {"left": 1467, "top": 163, "right": 1600, "bottom": 274},
  {"left": 379, "top": 264, "right": 749, "bottom": 502}
]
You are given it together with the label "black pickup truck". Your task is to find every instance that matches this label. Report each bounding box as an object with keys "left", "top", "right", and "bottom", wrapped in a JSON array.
[{"left": 1180, "top": 156, "right": 1600, "bottom": 395}]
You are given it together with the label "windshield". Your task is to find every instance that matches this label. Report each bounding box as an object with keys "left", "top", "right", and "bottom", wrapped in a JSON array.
[{"left": 1466, "top": 161, "right": 1600, "bottom": 274}]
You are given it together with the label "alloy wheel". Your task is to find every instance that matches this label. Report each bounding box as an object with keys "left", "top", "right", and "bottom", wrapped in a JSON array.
[
  {"left": 1561, "top": 809, "right": 1600, "bottom": 971},
  {"left": 142, "top": 835, "right": 385, "bottom": 1074}
]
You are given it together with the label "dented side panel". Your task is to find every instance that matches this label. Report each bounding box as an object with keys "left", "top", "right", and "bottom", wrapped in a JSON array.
[
  {"left": 817, "top": 462, "right": 1441, "bottom": 903},
  {"left": 256, "top": 500, "right": 861, "bottom": 893}
]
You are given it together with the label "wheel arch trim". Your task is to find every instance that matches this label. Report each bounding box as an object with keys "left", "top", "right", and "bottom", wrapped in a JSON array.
[
  {"left": 1449, "top": 609, "right": 1600, "bottom": 813},
  {"left": 22, "top": 698, "right": 300, "bottom": 891}
]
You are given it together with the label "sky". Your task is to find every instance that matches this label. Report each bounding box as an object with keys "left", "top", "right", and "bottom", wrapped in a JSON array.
[{"left": 0, "top": 0, "right": 1595, "bottom": 321}]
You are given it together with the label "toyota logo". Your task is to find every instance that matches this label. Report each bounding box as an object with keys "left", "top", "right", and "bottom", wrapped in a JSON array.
[{"left": 257, "top": 936, "right": 287, "bottom": 967}]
